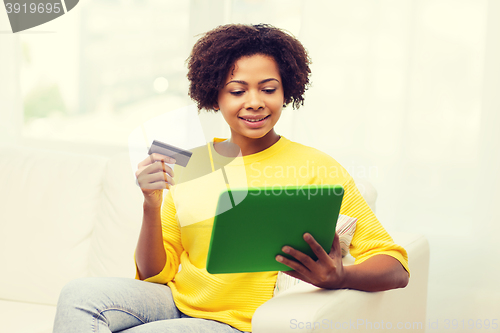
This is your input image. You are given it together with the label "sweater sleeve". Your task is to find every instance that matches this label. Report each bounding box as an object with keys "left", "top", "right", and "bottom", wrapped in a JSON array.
[
  {"left": 340, "top": 177, "right": 410, "bottom": 274},
  {"left": 134, "top": 190, "right": 184, "bottom": 283}
]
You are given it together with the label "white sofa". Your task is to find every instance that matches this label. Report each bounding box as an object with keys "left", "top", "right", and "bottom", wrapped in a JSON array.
[{"left": 0, "top": 142, "right": 429, "bottom": 333}]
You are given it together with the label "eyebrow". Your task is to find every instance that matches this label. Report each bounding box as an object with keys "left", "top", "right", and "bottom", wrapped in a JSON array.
[{"left": 225, "top": 78, "right": 280, "bottom": 86}]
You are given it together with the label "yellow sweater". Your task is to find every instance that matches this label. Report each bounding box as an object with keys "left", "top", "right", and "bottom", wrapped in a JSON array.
[{"left": 136, "top": 136, "right": 409, "bottom": 332}]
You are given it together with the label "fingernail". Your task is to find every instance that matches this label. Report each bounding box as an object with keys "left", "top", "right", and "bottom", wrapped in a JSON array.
[
  {"left": 276, "top": 255, "right": 283, "bottom": 262},
  {"left": 282, "top": 246, "right": 290, "bottom": 253}
]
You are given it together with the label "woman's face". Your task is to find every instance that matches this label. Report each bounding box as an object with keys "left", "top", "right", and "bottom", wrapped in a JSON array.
[{"left": 216, "top": 54, "right": 284, "bottom": 144}]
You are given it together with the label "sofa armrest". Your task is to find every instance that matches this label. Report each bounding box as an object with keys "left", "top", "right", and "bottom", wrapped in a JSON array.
[{"left": 252, "top": 232, "right": 429, "bottom": 332}]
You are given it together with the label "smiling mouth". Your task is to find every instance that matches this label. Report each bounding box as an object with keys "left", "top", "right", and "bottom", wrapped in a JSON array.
[{"left": 239, "top": 115, "right": 270, "bottom": 122}]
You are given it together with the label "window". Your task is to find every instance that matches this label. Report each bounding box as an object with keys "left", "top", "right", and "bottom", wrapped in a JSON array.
[
  {"left": 1, "top": 0, "right": 304, "bottom": 147},
  {"left": 16, "top": 0, "right": 191, "bottom": 146}
]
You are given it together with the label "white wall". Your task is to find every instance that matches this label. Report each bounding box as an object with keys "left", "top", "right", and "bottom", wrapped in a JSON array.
[{"left": 293, "top": 0, "right": 500, "bottom": 326}]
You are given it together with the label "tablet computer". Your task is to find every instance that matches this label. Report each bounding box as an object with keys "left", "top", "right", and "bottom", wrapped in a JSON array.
[{"left": 206, "top": 184, "right": 344, "bottom": 274}]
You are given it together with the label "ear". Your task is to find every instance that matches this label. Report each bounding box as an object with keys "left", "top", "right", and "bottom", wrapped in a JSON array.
[{"left": 213, "top": 103, "right": 220, "bottom": 111}]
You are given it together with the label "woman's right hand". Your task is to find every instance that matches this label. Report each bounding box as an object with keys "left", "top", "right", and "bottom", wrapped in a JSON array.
[
  {"left": 135, "top": 153, "right": 174, "bottom": 279},
  {"left": 135, "top": 153, "right": 176, "bottom": 208}
]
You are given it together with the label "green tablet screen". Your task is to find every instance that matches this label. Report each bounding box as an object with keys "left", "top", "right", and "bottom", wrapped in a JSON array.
[{"left": 206, "top": 184, "right": 344, "bottom": 274}]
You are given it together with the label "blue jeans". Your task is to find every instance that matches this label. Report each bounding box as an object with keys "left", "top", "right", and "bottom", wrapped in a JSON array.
[{"left": 53, "top": 277, "right": 248, "bottom": 333}]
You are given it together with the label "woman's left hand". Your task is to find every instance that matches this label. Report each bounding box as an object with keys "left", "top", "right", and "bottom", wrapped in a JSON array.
[{"left": 276, "top": 232, "right": 346, "bottom": 289}]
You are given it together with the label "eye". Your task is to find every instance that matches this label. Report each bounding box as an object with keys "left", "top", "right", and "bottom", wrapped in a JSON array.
[
  {"left": 230, "top": 91, "right": 244, "bottom": 96},
  {"left": 263, "top": 88, "right": 276, "bottom": 94}
]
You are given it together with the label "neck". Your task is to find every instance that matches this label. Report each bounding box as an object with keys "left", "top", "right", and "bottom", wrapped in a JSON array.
[{"left": 229, "top": 130, "right": 280, "bottom": 156}]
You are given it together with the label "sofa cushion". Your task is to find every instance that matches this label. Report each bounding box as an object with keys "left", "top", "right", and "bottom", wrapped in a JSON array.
[
  {"left": 88, "top": 152, "right": 144, "bottom": 278},
  {"left": 0, "top": 299, "right": 55, "bottom": 333},
  {"left": 0, "top": 145, "right": 107, "bottom": 305}
]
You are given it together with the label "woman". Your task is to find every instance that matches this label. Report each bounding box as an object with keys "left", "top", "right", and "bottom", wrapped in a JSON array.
[{"left": 53, "top": 24, "right": 409, "bottom": 333}]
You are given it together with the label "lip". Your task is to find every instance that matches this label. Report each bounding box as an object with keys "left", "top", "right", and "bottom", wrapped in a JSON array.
[{"left": 238, "top": 114, "right": 270, "bottom": 128}]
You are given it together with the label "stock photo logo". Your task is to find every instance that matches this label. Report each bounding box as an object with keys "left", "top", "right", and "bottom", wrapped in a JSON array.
[{"left": 4, "top": 0, "right": 79, "bottom": 33}]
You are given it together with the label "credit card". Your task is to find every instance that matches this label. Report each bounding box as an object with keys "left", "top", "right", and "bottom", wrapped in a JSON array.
[{"left": 148, "top": 140, "right": 192, "bottom": 167}]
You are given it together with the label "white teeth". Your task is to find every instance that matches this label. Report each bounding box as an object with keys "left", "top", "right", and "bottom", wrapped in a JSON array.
[{"left": 243, "top": 116, "right": 267, "bottom": 122}]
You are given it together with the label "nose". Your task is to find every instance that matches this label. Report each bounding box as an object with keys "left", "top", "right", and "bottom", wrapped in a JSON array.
[{"left": 245, "top": 90, "right": 264, "bottom": 110}]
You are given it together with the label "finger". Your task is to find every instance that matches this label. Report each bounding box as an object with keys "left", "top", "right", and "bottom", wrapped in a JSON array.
[
  {"left": 276, "top": 255, "right": 308, "bottom": 274},
  {"left": 142, "top": 161, "right": 175, "bottom": 178},
  {"left": 329, "top": 232, "right": 342, "bottom": 259},
  {"left": 161, "top": 162, "right": 175, "bottom": 178},
  {"left": 136, "top": 176, "right": 166, "bottom": 190},
  {"left": 163, "top": 171, "right": 175, "bottom": 187},
  {"left": 136, "top": 174, "right": 169, "bottom": 190},
  {"left": 282, "top": 269, "right": 309, "bottom": 283},
  {"left": 303, "top": 233, "right": 331, "bottom": 263},
  {"left": 135, "top": 163, "right": 158, "bottom": 180},
  {"left": 137, "top": 154, "right": 176, "bottom": 168},
  {"left": 137, "top": 154, "right": 165, "bottom": 168},
  {"left": 150, "top": 153, "right": 176, "bottom": 165},
  {"left": 276, "top": 251, "right": 312, "bottom": 275},
  {"left": 143, "top": 181, "right": 169, "bottom": 190},
  {"left": 137, "top": 170, "right": 175, "bottom": 189},
  {"left": 144, "top": 171, "right": 175, "bottom": 185}
]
